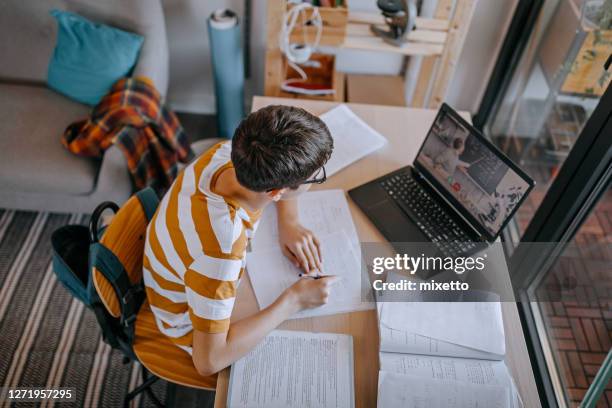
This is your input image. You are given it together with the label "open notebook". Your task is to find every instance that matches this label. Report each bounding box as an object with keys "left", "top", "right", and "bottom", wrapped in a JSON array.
[
  {"left": 376, "top": 278, "right": 522, "bottom": 407},
  {"left": 227, "top": 330, "right": 354, "bottom": 408},
  {"left": 247, "top": 190, "right": 373, "bottom": 319}
]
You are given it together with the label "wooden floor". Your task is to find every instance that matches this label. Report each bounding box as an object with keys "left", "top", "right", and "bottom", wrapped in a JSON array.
[{"left": 497, "top": 137, "right": 612, "bottom": 407}]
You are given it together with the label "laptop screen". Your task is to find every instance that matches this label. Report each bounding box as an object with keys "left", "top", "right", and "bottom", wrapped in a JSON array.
[{"left": 415, "top": 105, "right": 534, "bottom": 239}]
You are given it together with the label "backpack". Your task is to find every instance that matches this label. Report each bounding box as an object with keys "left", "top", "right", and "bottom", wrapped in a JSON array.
[{"left": 51, "top": 188, "right": 159, "bottom": 360}]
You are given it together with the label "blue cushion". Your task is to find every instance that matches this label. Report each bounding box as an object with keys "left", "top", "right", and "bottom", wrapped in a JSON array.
[{"left": 47, "top": 10, "right": 144, "bottom": 106}]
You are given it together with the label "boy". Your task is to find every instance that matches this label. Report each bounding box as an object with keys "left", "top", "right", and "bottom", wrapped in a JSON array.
[
  {"left": 142, "top": 105, "right": 337, "bottom": 377},
  {"left": 434, "top": 137, "right": 471, "bottom": 176}
]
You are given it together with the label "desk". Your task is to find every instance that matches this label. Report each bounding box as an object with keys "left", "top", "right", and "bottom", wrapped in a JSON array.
[{"left": 214, "top": 96, "right": 541, "bottom": 408}]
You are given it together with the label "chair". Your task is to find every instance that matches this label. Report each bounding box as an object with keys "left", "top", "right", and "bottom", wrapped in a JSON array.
[{"left": 89, "top": 189, "right": 216, "bottom": 407}]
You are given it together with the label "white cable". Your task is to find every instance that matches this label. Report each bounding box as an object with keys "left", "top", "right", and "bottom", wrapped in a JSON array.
[{"left": 279, "top": 2, "right": 325, "bottom": 92}]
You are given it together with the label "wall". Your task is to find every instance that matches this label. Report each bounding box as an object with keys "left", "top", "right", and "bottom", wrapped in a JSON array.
[{"left": 162, "top": 0, "right": 516, "bottom": 115}]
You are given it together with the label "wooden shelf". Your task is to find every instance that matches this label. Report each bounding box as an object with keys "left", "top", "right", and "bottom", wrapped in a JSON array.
[{"left": 264, "top": 0, "right": 476, "bottom": 108}]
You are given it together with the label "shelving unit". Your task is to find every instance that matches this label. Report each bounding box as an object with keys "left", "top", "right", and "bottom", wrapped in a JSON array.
[{"left": 264, "top": 0, "right": 476, "bottom": 107}]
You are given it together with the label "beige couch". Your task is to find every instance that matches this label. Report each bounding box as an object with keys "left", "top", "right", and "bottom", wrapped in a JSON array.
[{"left": 0, "top": 0, "right": 169, "bottom": 213}]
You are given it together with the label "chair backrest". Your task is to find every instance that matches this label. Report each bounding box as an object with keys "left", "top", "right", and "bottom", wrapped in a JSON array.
[{"left": 88, "top": 188, "right": 158, "bottom": 353}]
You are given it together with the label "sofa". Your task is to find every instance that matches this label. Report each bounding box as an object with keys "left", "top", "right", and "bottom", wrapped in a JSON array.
[{"left": 0, "top": 0, "right": 170, "bottom": 214}]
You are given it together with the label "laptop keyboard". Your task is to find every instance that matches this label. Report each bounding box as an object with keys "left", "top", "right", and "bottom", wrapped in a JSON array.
[{"left": 380, "top": 172, "right": 480, "bottom": 257}]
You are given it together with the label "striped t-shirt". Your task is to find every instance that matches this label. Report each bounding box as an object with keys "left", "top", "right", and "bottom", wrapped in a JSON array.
[{"left": 143, "top": 141, "right": 260, "bottom": 354}]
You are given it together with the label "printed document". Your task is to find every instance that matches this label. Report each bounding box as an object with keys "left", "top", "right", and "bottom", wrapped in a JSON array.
[
  {"left": 248, "top": 230, "right": 371, "bottom": 319},
  {"left": 227, "top": 330, "right": 354, "bottom": 408},
  {"left": 319, "top": 104, "right": 387, "bottom": 176},
  {"left": 377, "top": 371, "right": 510, "bottom": 408},
  {"left": 379, "top": 353, "right": 521, "bottom": 408}
]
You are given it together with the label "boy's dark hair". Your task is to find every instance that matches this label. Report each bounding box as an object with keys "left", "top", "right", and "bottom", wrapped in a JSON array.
[
  {"left": 231, "top": 105, "right": 333, "bottom": 192},
  {"left": 453, "top": 137, "right": 464, "bottom": 150}
]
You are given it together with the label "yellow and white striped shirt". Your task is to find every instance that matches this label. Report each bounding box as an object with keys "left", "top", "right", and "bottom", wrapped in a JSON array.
[{"left": 143, "top": 141, "right": 260, "bottom": 353}]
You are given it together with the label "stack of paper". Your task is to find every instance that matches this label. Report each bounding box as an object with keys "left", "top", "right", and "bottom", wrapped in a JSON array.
[
  {"left": 376, "top": 274, "right": 522, "bottom": 407},
  {"left": 319, "top": 104, "right": 387, "bottom": 177},
  {"left": 247, "top": 190, "right": 373, "bottom": 319}
]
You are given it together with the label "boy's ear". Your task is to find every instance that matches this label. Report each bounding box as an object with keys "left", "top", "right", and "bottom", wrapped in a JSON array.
[{"left": 266, "top": 188, "right": 287, "bottom": 202}]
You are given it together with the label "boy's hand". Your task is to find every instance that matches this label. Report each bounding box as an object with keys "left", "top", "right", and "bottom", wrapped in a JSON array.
[
  {"left": 278, "top": 221, "right": 322, "bottom": 273},
  {"left": 285, "top": 276, "right": 339, "bottom": 311}
]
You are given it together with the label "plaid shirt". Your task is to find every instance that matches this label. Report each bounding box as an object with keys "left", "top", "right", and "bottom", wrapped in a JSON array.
[{"left": 62, "top": 77, "right": 193, "bottom": 195}]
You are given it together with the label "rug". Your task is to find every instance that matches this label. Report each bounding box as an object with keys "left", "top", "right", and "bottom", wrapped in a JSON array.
[{"left": 0, "top": 209, "right": 170, "bottom": 408}]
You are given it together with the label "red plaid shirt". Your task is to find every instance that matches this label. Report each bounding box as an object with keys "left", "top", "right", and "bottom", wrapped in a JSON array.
[{"left": 62, "top": 77, "right": 193, "bottom": 195}]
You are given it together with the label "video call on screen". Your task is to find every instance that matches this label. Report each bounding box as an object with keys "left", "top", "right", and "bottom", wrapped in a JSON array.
[{"left": 417, "top": 111, "right": 530, "bottom": 236}]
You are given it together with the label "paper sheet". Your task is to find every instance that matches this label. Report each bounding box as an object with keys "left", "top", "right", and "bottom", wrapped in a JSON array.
[
  {"left": 248, "top": 231, "right": 371, "bottom": 319},
  {"left": 319, "top": 104, "right": 387, "bottom": 176},
  {"left": 376, "top": 302, "right": 503, "bottom": 360},
  {"left": 380, "top": 300, "right": 506, "bottom": 355},
  {"left": 378, "top": 320, "right": 504, "bottom": 360},
  {"left": 250, "top": 189, "right": 360, "bottom": 254},
  {"left": 377, "top": 371, "right": 510, "bottom": 408},
  {"left": 379, "top": 353, "right": 520, "bottom": 408},
  {"left": 227, "top": 330, "right": 354, "bottom": 408}
]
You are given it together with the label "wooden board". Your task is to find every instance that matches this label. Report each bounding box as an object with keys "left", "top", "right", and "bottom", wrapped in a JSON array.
[
  {"left": 348, "top": 11, "right": 450, "bottom": 31},
  {"left": 343, "top": 35, "right": 444, "bottom": 56},
  {"left": 346, "top": 23, "right": 447, "bottom": 44},
  {"left": 428, "top": 0, "right": 477, "bottom": 108},
  {"left": 411, "top": 0, "right": 453, "bottom": 107}
]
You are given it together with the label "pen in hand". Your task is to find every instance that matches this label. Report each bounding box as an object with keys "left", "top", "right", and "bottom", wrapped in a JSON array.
[{"left": 299, "top": 272, "right": 324, "bottom": 279}]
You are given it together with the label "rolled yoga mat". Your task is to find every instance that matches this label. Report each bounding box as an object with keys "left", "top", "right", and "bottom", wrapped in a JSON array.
[{"left": 207, "top": 9, "right": 245, "bottom": 139}]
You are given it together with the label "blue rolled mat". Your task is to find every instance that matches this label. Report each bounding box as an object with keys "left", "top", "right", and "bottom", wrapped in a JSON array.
[{"left": 207, "top": 9, "right": 245, "bottom": 139}]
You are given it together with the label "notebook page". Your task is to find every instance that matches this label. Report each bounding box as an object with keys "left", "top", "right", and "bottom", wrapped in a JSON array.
[
  {"left": 380, "top": 300, "right": 506, "bottom": 355},
  {"left": 378, "top": 321, "right": 504, "bottom": 360},
  {"left": 377, "top": 371, "right": 510, "bottom": 408},
  {"left": 250, "top": 190, "right": 360, "bottom": 254},
  {"left": 379, "top": 353, "right": 519, "bottom": 408},
  {"left": 227, "top": 330, "right": 354, "bottom": 408},
  {"left": 247, "top": 230, "right": 372, "bottom": 319}
]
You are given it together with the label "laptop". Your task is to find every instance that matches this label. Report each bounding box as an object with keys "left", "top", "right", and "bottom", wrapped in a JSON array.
[{"left": 349, "top": 103, "right": 534, "bottom": 257}]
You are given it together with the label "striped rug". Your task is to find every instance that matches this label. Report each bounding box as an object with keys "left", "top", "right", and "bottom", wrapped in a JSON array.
[{"left": 0, "top": 209, "right": 171, "bottom": 407}]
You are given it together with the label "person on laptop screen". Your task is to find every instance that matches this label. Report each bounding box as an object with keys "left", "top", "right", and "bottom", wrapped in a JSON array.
[
  {"left": 142, "top": 105, "right": 338, "bottom": 377},
  {"left": 433, "top": 137, "right": 471, "bottom": 176}
]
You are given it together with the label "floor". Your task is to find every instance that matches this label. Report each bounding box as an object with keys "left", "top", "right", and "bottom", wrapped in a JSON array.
[
  {"left": 176, "top": 112, "right": 219, "bottom": 143},
  {"left": 496, "top": 137, "right": 612, "bottom": 407}
]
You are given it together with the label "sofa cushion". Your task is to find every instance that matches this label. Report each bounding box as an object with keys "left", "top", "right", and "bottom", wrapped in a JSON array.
[
  {"left": 0, "top": 83, "right": 99, "bottom": 195},
  {"left": 48, "top": 9, "right": 144, "bottom": 105},
  {"left": 0, "top": 0, "right": 167, "bottom": 91}
]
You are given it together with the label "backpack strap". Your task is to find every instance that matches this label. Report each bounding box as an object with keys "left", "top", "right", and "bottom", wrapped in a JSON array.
[
  {"left": 136, "top": 187, "right": 159, "bottom": 222},
  {"left": 89, "top": 243, "right": 144, "bottom": 343}
]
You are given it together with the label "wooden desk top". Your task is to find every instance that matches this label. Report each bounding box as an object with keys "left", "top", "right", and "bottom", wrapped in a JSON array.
[{"left": 214, "top": 96, "right": 541, "bottom": 408}]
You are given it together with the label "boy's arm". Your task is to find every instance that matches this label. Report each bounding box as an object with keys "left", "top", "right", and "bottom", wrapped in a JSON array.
[
  {"left": 275, "top": 199, "right": 322, "bottom": 273},
  {"left": 192, "top": 276, "right": 337, "bottom": 376}
]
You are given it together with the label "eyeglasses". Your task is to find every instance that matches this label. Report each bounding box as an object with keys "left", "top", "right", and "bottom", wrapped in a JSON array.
[
  {"left": 268, "top": 166, "right": 327, "bottom": 192},
  {"left": 301, "top": 166, "right": 327, "bottom": 185}
]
